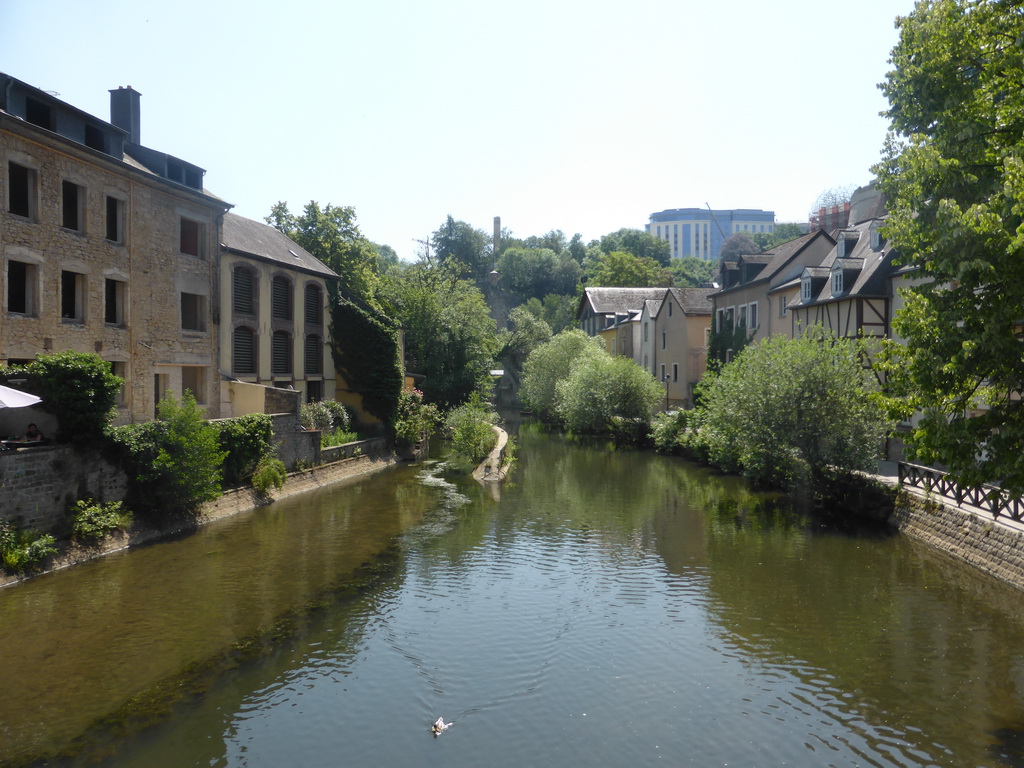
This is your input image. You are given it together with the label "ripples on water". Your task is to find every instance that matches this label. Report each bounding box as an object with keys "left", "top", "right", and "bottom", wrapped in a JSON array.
[{"left": 6, "top": 432, "right": 1024, "bottom": 767}]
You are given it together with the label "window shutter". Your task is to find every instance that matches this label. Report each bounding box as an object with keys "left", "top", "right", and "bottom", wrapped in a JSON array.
[
  {"left": 272, "top": 331, "right": 292, "bottom": 375},
  {"left": 272, "top": 277, "right": 291, "bottom": 320},
  {"left": 233, "top": 327, "right": 255, "bottom": 374},
  {"left": 233, "top": 269, "right": 254, "bottom": 314},
  {"left": 304, "top": 334, "right": 323, "bottom": 375},
  {"left": 305, "top": 284, "right": 322, "bottom": 325}
]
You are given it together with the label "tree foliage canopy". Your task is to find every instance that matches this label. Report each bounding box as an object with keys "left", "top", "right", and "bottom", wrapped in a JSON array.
[
  {"left": 520, "top": 330, "right": 604, "bottom": 421},
  {"left": 380, "top": 261, "right": 498, "bottom": 408},
  {"left": 874, "top": 0, "right": 1024, "bottom": 494},
  {"left": 719, "top": 232, "right": 758, "bottom": 260},
  {"left": 698, "top": 331, "right": 890, "bottom": 489},
  {"left": 668, "top": 256, "right": 716, "bottom": 288},
  {"left": 431, "top": 215, "right": 492, "bottom": 281},
  {"left": 496, "top": 246, "right": 581, "bottom": 302},
  {"left": 598, "top": 228, "right": 671, "bottom": 266},
  {"left": 266, "top": 201, "right": 380, "bottom": 305},
  {"left": 587, "top": 250, "right": 671, "bottom": 288}
]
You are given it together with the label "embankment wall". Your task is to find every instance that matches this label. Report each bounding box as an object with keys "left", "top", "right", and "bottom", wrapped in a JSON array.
[{"left": 889, "top": 490, "right": 1024, "bottom": 591}]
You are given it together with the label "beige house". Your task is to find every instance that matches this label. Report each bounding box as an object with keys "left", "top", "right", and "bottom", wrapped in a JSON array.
[
  {"left": 638, "top": 287, "right": 713, "bottom": 408},
  {"left": 219, "top": 214, "right": 338, "bottom": 416},
  {"left": 711, "top": 230, "right": 835, "bottom": 349},
  {"left": 1, "top": 74, "right": 229, "bottom": 424}
]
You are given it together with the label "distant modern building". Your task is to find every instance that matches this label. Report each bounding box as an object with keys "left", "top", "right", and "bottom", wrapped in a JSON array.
[{"left": 646, "top": 208, "right": 776, "bottom": 261}]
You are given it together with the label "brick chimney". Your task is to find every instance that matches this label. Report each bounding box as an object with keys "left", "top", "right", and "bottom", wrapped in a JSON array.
[{"left": 109, "top": 86, "right": 141, "bottom": 144}]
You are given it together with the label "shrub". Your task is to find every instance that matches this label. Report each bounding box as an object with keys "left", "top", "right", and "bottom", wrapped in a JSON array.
[
  {"left": 393, "top": 389, "right": 442, "bottom": 448},
  {"left": 555, "top": 354, "right": 663, "bottom": 434},
  {"left": 0, "top": 523, "right": 57, "bottom": 574},
  {"left": 251, "top": 456, "right": 287, "bottom": 495},
  {"left": 3, "top": 351, "right": 122, "bottom": 443},
  {"left": 321, "top": 429, "right": 360, "bottom": 448},
  {"left": 520, "top": 330, "right": 603, "bottom": 420},
  {"left": 70, "top": 499, "right": 133, "bottom": 542},
  {"left": 651, "top": 410, "right": 691, "bottom": 454},
  {"left": 445, "top": 394, "right": 499, "bottom": 464},
  {"left": 300, "top": 401, "right": 335, "bottom": 432},
  {"left": 217, "top": 413, "right": 275, "bottom": 487},
  {"left": 697, "top": 330, "right": 890, "bottom": 490},
  {"left": 108, "top": 391, "right": 228, "bottom": 519}
]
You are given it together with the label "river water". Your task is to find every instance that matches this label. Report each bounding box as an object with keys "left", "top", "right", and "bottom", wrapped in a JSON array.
[{"left": 3, "top": 424, "right": 1024, "bottom": 767}]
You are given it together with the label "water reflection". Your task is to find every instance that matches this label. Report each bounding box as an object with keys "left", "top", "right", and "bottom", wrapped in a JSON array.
[{"left": 2, "top": 428, "right": 1024, "bottom": 766}]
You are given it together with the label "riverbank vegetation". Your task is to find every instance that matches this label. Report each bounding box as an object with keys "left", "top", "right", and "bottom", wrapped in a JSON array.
[{"left": 445, "top": 394, "right": 500, "bottom": 465}]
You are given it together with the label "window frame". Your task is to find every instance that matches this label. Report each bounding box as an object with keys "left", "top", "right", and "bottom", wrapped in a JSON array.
[
  {"left": 60, "top": 269, "right": 86, "bottom": 323},
  {"left": 7, "top": 162, "right": 37, "bottom": 220},
  {"left": 180, "top": 292, "right": 207, "bottom": 332}
]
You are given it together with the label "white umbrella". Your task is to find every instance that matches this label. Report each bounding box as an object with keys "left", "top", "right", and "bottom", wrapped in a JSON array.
[{"left": 0, "top": 384, "right": 41, "bottom": 408}]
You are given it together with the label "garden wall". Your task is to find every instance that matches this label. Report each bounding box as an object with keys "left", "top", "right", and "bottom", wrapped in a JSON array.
[{"left": 0, "top": 446, "right": 125, "bottom": 533}]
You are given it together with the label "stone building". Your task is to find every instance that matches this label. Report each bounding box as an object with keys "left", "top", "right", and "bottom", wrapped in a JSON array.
[
  {"left": 1, "top": 74, "right": 230, "bottom": 424},
  {"left": 219, "top": 213, "right": 338, "bottom": 416}
]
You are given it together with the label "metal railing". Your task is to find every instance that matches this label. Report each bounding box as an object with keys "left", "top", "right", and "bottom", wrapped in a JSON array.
[{"left": 898, "top": 461, "right": 1024, "bottom": 522}]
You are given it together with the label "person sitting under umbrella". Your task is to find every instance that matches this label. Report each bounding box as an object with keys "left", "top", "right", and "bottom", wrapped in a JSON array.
[{"left": 19, "top": 423, "right": 47, "bottom": 444}]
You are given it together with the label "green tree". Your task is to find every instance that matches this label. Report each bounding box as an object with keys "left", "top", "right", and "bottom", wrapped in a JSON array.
[
  {"left": 2, "top": 351, "right": 122, "bottom": 443},
  {"left": 520, "top": 330, "right": 604, "bottom": 420},
  {"left": 380, "top": 261, "right": 498, "bottom": 408},
  {"left": 752, "top": 222, "right": 805, "bottom": 251},
  {"left": 496, "top": 246, "right": 581, "bottom": 301},
  {"left": 668, "top": 256, "right": 716, "bottom": 288},
  {"left": 431, "top": 215, "right": 491, "bottom": 280},
  {"left": 598, "top": 228, "right": 671, "bottom": 266},
  {"left": 719, "top": 232, "right": 758, "bottom": 260},
  {"left": 523, "top": 294, "right": 579, "bottom": 335},
  {"left": 874, "top": 0, "right": 1024, "bottom": 494},
  {"left": 697, "top": 331, "right": 890, "bottom": 489},
  {"left": 555, "top": 354, "right": 664, "bottom": 434},
  {"left": 109, "top": 391, "right": 228, "bottom": 518},
  {"left": 587, "top": 250, "right": 671, "bottom": 288},
  {"left": 266, "top": 201, "right": 379, "bottom": 304}
]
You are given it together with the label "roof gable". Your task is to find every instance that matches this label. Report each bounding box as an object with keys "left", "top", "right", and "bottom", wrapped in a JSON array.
[{"left": 222, "top": 213, "right": 338, "bottom": 279}]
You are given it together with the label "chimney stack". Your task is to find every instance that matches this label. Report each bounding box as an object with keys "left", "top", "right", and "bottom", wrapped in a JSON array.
[{"left": 109, "top": 86, "right": 141, "bottom": 145}]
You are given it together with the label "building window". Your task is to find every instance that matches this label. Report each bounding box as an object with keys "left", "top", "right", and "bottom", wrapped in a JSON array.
[
  {"left": 832, "top": 269, "right": 844, "bottom": 296},
  {"left": 272, "top": 275, "right": 292, "bottom": 320},
  {"left": 779, "top": 296, "right": 788, "bottom": 317},
  {"left": 738, "top": 305, "right": 747, "bottom": 328},
  {"left": 668, "top": 302, "right": 673, "bottom": 317},
  {"left": 154, "top": 373, "right": 169, "bottom": 418},
  {"left": 272, "top": 330, "right": 292, "bottom": 375},
  {"left": 304, "top": 284, "right": 323, "bottom": 325},
  {"left": 673, "top": 363, "right": 678, "bottom": 382},
  {"left": 748, "top": 302, "right": 758, "bottom": 330},
  {"left": 181, "top": 366, "right": 206, "bottom": 404},
  {"left": 106, "top": 196, "right": 124, "bottom": 243},
  {"left": 306, "top": 380, "right": 323, "bottom": 403},
  {"left": 61, "top": 270, "right": 85, "bottom": 322},
  {"left": 105, "top": 278, "right": 126, "bottom": 326},
  {"left": 660, "top": 364, "right": 666, "bottom": 381},
  {"left": 25, "top": 97, "right": 54, "bottom": 130},
  {"left": 62, "top": 181, "right": 85, "bottom": 231},
  {"left": 7, "top": 260, "right": 37, "bottom": 315},
  {"left": 233, "top": 266, "right": 256, "bottom": 315},
  {"left": 643, "top": 322, "right": 649, "bottom": 342},
  {"left": 179, "top": 217, "right": 205, "bottom": 258},
  {"left": 8, "top": 162, "right": 37, "bottom": 219},
  {"left": 181, "top": 293, "right": 206, "bottom": 332},
  {"left": 661, "top": 331, "right": 666, "bottom": 350},
  {"left": 305, "top": 334, "right": 323, "bottom": 375},
  {"left": 233, "top": 327, "right": 256, "bottom": 375},
  {"left": 801, "top": 279, "right": 812, "bottom": 302}
]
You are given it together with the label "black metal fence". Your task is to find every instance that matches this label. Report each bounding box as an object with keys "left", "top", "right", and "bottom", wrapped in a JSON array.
[{"left": 898, "top": 462, "right": 1024, "bottom": 522}]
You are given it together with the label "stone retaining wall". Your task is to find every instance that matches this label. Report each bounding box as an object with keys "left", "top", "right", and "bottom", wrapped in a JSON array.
[
  {"left": 0, "top": 445, "right": 125, "bottom": 532},
  {"left": 889, "top": 489, "right": 1024, "bottom": 591}
]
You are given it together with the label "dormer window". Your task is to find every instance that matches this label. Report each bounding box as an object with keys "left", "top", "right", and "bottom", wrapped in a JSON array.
[
  {"left": 801, "top": 277, "right": 812, "bottom": 302},
  {"left": 832, "top": 267, "right": 844, "bottom": 296},
  {"left": 870, "top": 221, "right": 885, "bottom": 251}
]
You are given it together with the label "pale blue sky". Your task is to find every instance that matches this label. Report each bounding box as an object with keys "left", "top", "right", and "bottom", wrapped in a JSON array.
[{"left": 4, "top": 0, "right": 914, "bottom": 260}]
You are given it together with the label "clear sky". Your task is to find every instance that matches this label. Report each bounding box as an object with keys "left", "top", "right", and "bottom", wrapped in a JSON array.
[{"left": 5, "top": 0, "right": 915, "bottom": 260}]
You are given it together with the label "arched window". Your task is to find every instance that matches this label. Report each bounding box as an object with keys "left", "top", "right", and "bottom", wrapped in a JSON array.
[
  {"left": 233, "top": 326, "right": 256, "bottom": 375},
  {"left": 305, "top": 283, "right": 322, "bottom": 326},
  {"left": 304, "top": 334, "right": 323, "bottom": 375},
  {"left": 272, "top": 275, "right": 292, "bottom": 321},
  {"left": 233, "top": 266, "right": 256, "bottom": 315},
  {"left": 272, "top": 330, "right": 292, "bottom": 375}
]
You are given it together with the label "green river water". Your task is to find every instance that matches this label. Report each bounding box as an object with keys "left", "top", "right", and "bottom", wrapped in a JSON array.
[{"left": 2, "top": 423, "right": 1024, "bottom": 767}]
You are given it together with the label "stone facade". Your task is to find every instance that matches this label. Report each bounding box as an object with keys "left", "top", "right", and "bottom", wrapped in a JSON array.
[{"left": 1, "top": 75, "right": 229, "bottom": 426}]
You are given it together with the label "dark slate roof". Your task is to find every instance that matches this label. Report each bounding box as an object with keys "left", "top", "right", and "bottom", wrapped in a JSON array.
[
  {"left": 580, "top": 287, "right": 668, "bottom": 316},
  {"left": 849, "top": 183, "right": 887, "bottom": 225},
  {"left": 645, "top": 298, "right": 664, "bottom": 318},
  {"left": 669, "top": 286, "right": 714, "bottom": 315},
  {"left": 221, "top": 213, "right": 338, "bottom": 279},
  {"left": 714, "top": 230, "right": 834, "bottom": 297},
  {"left": 796, "top": 217, "right": 898, "bottom": 306}
]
